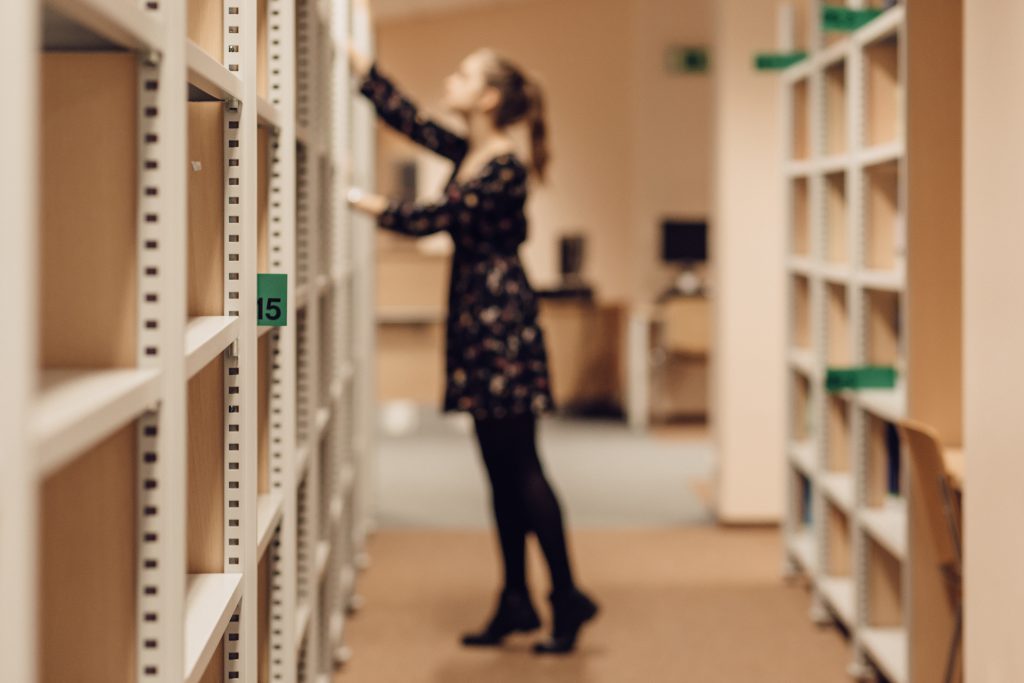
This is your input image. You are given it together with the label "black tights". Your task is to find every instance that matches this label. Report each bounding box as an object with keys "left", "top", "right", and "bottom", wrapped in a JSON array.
[{"left": 473, "top": 412, "right": 575, "bottom": 595}]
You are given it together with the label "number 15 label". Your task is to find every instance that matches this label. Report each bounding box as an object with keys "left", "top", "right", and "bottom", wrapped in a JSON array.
[{"left": 257, "top": 274, "right": 287, "bottom": 327}]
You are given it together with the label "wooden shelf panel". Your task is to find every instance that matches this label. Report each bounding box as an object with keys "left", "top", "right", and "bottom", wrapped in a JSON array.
[
  {"left": 826, "top": 283, "right": 851, "bottom": 365},
  {"left": 187, "top": 40, "right": 243, "bottom": 102},
  {"left": 791, "top": 177, "right": 810, "bottom": 257},
  {"left": 861, "top": 627, "right": 908, "bottom": 683},
  {"left": 33, "top": 368, "right": 160, "bottom": 477},
  {"left": 865, "top": 161, "right": 903, "bottom": 271},
  {"left": 826, "top": 395, "right": 851, "bottom": 472},
  {"left": 39, "top": 424, "right": 136, "bottom": 683},
  {"left": 184, "top": 573, "right": 243, "bottom": 683},
  {"left": 864, "top": 33, "right": 901, "bottom": 149},
  {"left": 791, "top": 371, "right": 812, "bottom": 442},
  {"left": 257, "top": 490, "right": 285, "bottom": 559},
  {"left": 824, "top": 60, "right": 847, "bottom": 156},
  {"left": 825, "top": 172, "right": 848, "bottom": 264},
  {"left": 792, "top": 275, "right": 812, "bottom": 350},
  {"left": 186, "top": 316, "right": 239, "bottom": 379},
  {"left": 258, "top": 96, "right": 283, "bottom": 129},
  {"left": 790, "top": 78, "right": 811, "bottom": 161}
]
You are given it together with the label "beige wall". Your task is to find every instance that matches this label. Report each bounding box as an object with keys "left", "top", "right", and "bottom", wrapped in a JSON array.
[
  {"left": 374, "top": 0, "right": 712, "bottom": 304},
  {"left": 964, "top": 1, "right": 1024, "bottom": 679},
  {"left": 711, "top": 0, "right": 788, "bottom": 522}
]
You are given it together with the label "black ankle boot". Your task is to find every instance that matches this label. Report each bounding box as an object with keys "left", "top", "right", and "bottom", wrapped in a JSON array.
[
  {"left": 461, "top": 589, "right": 542, "bottom": 647},
  {"left": 533, "top": 588, "right": 599, "bottom": 654}
]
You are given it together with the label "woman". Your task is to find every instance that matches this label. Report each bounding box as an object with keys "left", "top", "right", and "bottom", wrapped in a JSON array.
[{"left": 347, "top": 48, "right": 599, "bottom": 654}]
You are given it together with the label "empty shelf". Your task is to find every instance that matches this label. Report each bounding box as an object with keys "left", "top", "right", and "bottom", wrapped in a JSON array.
[
  {"left": 822, "top": 263, "right": 853, "bottom": 284},
  {"left": 858, "top": 269, "right": 906, "bottom": 292},
  {"left": 187, "top": 41, "right": 244, "bottom": 102},
  {"left": 789, "top": 440, "right": 817, "bottom": 476},
  {"left": 819, "top": 576, "right": 855, "bottom": 626},
  {"left": 186, "top": 316, "right": 239, "bottom": 378},
  {"left": 861, "top": 627, "right": 908, "bottom": 683},
  {"left": 184, "top": 573, "right": 243, "bottom": 683},
  {"left": 821, "top": 472, "right": 855, "bottom": 513},
  {"left": 860, "top": 141, "right": 905, "bottom": 168},
  {"left": 33, "top": 368, "right": 161, "bottom": 477},
  {"left": 316, "top": 407, "right": 330, "bottom": 441},
  {"left": 45, "top": 0, "right": 162, "bottom": 51},
  {"left": 257, "top": 491, "right": 285, "bottom": 559},
  {"left": 295, "top": 601, "right": 311, "bottom": 651},
  {"left": 788, "top": 529, "right": 817, "bottom": 574},
  {"left": 297, "top": 443, "right": 311, "bottom": 479},
  {"left": 257, "top": 96, "right": 283, "bottom": 130},
  {"left": 789, "top": 348, "right": 817, "bottom": 379},
  {"left": 858, "top": 387, "right": 906, "bottom": 422},
  {"left": 316, "top": 273, "right": 331, "bottom": 295},
  {"left": 316, "top": 540, "right": 331, "bottom": 583},
  {"left": 861, "top": 501, "right": 908, "bottom": 560},
  {"left": 856, "top": 4, "right": 904, "bottom": 46}
]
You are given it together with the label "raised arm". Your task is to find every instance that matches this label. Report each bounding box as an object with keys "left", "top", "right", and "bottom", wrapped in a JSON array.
[
  {"left": 359, "top": 64, "right": 468, "bottom": 162},
  {"left": 375, "top": 159, "right": 525, "bottom": 238}
]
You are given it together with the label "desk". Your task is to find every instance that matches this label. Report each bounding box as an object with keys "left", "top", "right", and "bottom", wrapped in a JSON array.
[{"left": 649, "top": 296, "right": 710, "bottom": 421}]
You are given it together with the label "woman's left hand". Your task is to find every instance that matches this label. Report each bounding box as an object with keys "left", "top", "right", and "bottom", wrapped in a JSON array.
[{"left": 346, "top": 188, "right": 388, "bottom": 217}]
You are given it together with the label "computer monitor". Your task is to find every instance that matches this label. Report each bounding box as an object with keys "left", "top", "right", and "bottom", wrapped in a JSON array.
[{"left": 662, "top": 219, "right": 708, "bottom": 263}]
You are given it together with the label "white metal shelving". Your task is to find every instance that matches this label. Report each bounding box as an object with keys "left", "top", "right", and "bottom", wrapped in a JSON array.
[
  {"left": 8, "top": 0, "right": 377, "bottom": 679},
  {"left": 782, "top": 2, "right": 963, "bottom": 682},
  {"left": 782, "top": 2, "right": 913, "bottom": 682}
]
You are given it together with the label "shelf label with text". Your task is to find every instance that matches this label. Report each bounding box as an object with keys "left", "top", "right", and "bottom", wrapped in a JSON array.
[{"left": 258, "top": 274, "right": 287, "bottom": 327}]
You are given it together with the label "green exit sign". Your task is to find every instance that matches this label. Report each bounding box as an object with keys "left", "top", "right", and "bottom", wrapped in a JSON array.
[
  {"left": 257, "top": 273, "right": 287, "bottom": 326},
  {"left": 666, "top": 46, "right": 709, "bottom": 74}
]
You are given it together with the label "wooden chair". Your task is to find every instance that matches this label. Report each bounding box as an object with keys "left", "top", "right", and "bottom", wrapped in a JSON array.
[{"left": 898, "top": 420, "right": 962, "bottom": 683}]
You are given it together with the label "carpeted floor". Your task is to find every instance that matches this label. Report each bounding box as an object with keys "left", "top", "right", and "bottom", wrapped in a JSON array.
[
  {"left": 374, "top": 411, "right": 715, "bottom": 528},
  {"left": 335, "top": 527, "right": 851, "bottom": 683}
]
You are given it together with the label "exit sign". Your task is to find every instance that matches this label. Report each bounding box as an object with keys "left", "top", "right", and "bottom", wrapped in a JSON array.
[{"left": 666, "top": 46, "right": 709, "bottom": 74}]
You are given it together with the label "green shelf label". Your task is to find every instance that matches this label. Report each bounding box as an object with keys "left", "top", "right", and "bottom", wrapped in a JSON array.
[
  {"left": 755, "top": 52, "right": 808, "bottom": 70},
  {"left": 822, "top": 6, "right": 885, "bottom": 32},
  {"left": 258, "top": 273, "right": 287, "bottom": 327},
  {"left": 826, "top": 366, "right": 898, "bottom": 392}
]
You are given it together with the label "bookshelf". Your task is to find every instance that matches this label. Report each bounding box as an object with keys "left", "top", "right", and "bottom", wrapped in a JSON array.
[
  {"left": 781, "top": 2, "right": 962, "bottom": 681},
  {"left": 2, "top": 0, "right": 378, "bottom": 680}
]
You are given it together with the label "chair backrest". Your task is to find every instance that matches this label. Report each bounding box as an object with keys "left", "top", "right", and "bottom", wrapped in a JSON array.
[{"left": 898, "top": 420, "right": 961, "bottom": 568}]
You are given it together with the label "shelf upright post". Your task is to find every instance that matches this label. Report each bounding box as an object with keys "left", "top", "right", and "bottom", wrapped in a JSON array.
[
  {"left": 221, "top": 0, "right": 260, "bottom": 675},
  {"left": 848, "top": 11, "right": 873, "bottom": 679},
  {"left": 135, "top": 0, "right": 189, "bottom": 679},
  {"left": 0, "top": 0, "right": 39, "bottom": 680},
  {"left": 327, "top": 0, "right": 353, "bottom": 661},
  {"left": 267, "top": 0, "right": 300, "bottom": 677},
  {"left": 807, "top": 59, "right": 832, "bottom": 630},
  {"left": 350, "top": 0, "right": 378, "bottom": 573}
]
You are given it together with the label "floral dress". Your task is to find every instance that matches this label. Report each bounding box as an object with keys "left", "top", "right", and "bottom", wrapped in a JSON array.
[{"left": 360, "top": 65, "right": 556, "bottom": 419}]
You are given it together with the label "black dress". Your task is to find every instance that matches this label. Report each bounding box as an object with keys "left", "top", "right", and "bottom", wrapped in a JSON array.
[{"left": 360, "top": 65, "right": 556, "bottom": 419}]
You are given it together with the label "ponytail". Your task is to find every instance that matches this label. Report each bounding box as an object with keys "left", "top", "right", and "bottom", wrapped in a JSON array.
[
  {"left": 480, "top": 49, "right": 551, "bottom": 181},
  {"left": 524, "top": 80, "right": 549, "bottom": 182}
]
